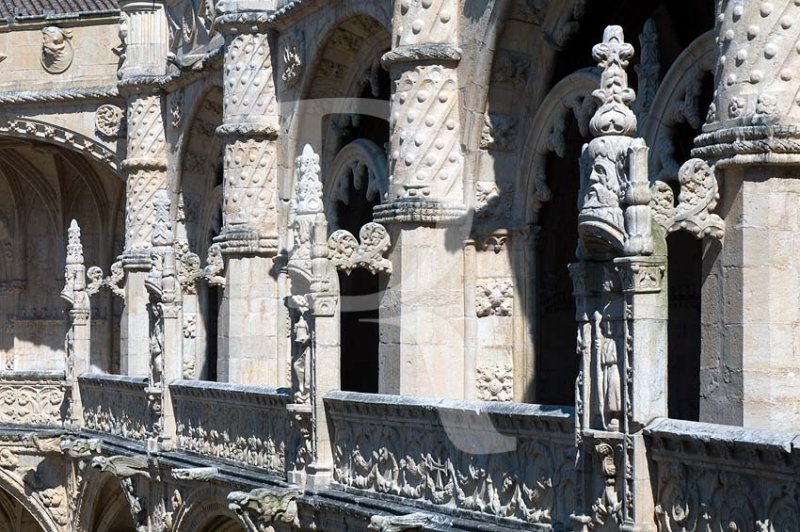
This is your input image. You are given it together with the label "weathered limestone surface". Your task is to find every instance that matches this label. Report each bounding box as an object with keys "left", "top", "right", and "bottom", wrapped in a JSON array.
[{"left": 0, "top": 0, "right": 794, "bottom": 531}]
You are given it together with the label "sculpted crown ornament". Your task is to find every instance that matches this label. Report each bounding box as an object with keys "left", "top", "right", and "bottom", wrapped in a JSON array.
[
  {"left": 590, "top": 26, "right": 637, "bottom": 137},
  {"left": 578, "top": 25, "right": 653, "bottom": 259},
  {"left": 293, "top": 144, "right": 323, "bottom": 216}
]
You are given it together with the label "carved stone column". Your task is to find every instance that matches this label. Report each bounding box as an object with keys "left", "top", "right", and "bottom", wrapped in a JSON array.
[
  {"left": 286, "top": 146, "right": 339, "bottom": 489},
  {"left": 214, "top": 1, "right": 281, "bottom": 385},
  {"left": 118, "top": 0, "right": 170, "bottom": 377},
  {"left": 692, "top": 0, "right": 800, "bottom": 428},
  {"left": 144, "top": 191, "right": 181, "bottom": 451},
  {"left": 568, "top": 27, "right": 666, "bottom": 532},
  {"left": 61, "top": 220, "right": 91, "bottom": 428},
  {"left": 376, "top": 0, "right": 468, "bottom": 398}
]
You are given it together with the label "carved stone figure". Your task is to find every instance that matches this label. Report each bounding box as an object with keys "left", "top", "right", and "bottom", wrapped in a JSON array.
[{"left": 41, "top": 26, "right": 74, "bottom": 74}]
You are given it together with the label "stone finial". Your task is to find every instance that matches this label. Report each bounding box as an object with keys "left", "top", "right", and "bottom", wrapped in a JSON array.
[
  {"left": 151, "top": 190, "right": 173, "bottom": 248},
  {"left": 293, "top": 144, "right": 323, "bottom": 216},
  {"left": 66, "top": 220, "right": 84, "bottom": 266},
  {"left": 589, "top": 26, "right": 637, "bottom": 137}
]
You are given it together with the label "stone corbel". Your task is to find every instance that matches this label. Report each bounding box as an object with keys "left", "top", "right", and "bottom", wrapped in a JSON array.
[
  {"left": 368, "top": 512, "right": 453, "bottom": 531},
  {"left": 227, "top": 488, "right": 300, "bottom": 531},
  {"left": 60, "top": 437, "right": 101, "bottom": 459},
  {"left": 90, "top": 455, "right": 151, "bottom": 479},
  {"left": 650, "top": 158, "right": 725, "bottom": 240},
  {"left": 171, "top": 467, "right": 219, "bottom": 482},
  {"left": 327, "top": 222, "right": 392, "bottom": 275}
]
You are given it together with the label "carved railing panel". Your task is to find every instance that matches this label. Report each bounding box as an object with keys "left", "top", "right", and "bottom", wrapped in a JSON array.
[
  {"left": 325, "top": 392, "right": 575, "bottom": 529},
  {"left": 0, "top": 371, "right": 67, "bottom": 427},
  {"left": 646, "top": 418, "right": 800, "bottom": 531},
  {"left": 170, "top": 381, "right": 290, "bottom": 472},
  {"left": 79, "top": 374, "right": 153, "bottom": 441}
]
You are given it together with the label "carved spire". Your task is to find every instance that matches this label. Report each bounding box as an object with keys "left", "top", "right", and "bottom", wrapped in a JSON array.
[
  {"left": 293, "top": 144, "right": 323, "bottom": 216},
  {"left": 589, "top": 25, "right": 637, "bottom": 137},
  {"left": 66, "top": 219, "right": 84, "bottom": 266},
  {"left": 150, "top": 190, "right": 173, "bottom": 248}
]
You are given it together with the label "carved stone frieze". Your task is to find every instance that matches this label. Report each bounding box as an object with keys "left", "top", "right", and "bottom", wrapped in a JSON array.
[
  {"left": 326, "top": 392, "right": 575, "bottom": 528},
  {"left": 171, "top": 467, "right": 219, "bottom": 481},
  {"left": 79, "top": 375, "right": 154, "bottom": 440},
  {"left": 328, "top": 223, "right": 392, "bottom": 276},
  {"left": 0, "top": 375, "right": 66, "bottom": 426},
  {"left": 171, "top": 381, "right": 290, "bottom": 471}
]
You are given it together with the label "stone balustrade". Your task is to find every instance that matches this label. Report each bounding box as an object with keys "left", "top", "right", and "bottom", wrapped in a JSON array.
[
  {"left": 646, "top": 417, "right": 800, "bottom": 531},
  {"left": 324, "top": 391, "right": 576, "bottom": 529},
  {"left": 170, "top": 380, "right": 291, "bottom": 473},
  {"left": 79, "top": 374, "right": 154, "bottom": 441},
  {"left": 0, "top": 371, "right": 67, "bottom": 427}
]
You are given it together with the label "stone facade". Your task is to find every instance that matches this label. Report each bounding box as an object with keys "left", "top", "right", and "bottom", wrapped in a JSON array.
[{"left": 0, "top": 0, "right": 793, "bottom": 531}]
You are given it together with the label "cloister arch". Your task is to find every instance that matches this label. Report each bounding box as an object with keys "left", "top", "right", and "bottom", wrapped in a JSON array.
[
  {"left": 177, "top": 85, "right": 225, "bottom": 381},
  {"left": 76, "top": 470, "right": 136, "bottom": 532},
  {"left": 0, "top": 466, "right": 60, "bottom": 532},
  {"left": 172, "top": 490, "right": 244, "bottom": 532},
  {"left": 290, "top": 13, "right": 391, "bottom": 394}
]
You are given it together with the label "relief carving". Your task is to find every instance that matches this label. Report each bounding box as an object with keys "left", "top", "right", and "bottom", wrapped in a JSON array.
[
  {"left": 476, "top": 363, "right": 513, "bottom": 402},
  {"left": 41, "top": 26, "right": 74, "bottom": 74},
  {"left": 328, "top": 223, "right": 392, "bottom": 276},
  {"left": 95, "top": 104, "right": 126, "bottom": 138},
  {"left": 475, "top": 279, "right": 513, "bottom": 317}
]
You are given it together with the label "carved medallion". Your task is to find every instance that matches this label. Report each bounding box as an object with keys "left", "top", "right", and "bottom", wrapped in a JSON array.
[
  {"left": 41, "top": 26, "right": 74, "bottom": 74},
  {"left": 95, "top": 104, "right": 126, "bottom": 138}
]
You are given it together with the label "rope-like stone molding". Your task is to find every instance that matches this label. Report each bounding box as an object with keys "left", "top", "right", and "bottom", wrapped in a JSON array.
[{"left": 0, "top": 86, "right": 119, "bottom": 105}]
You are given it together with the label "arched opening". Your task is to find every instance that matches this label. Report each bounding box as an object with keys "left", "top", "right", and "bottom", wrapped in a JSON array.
[
  {"left": 89, "top": 475, "right": 136, "bottom": 532},
  {"left": 0, "top": 140, "right": 123, "bottom": 374},
  {"left": 535, "top": 117, "right": 582, "bottom": 405},
  {"left": 197, "top": 514, "right": 243, "bottom": 532},
  {"left": 302, "top": 14, "right": 391, "bottom": 393},
  {"left": 0, "top": 487, "right": 44, "bottom": 532},
  {"left": 178, "top": 87, "right": 225, "bottom": 381}
]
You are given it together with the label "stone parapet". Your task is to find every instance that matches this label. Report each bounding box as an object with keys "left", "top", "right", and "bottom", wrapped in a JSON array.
[
  {"left": 79, "top": 374, "right": 154, "bottom": 441},
  {"left": 324, "top": 391, "right": 575, "bottom": 529},
  {"left": 170, "top": 380, "right": 291, "bottom": 472}
]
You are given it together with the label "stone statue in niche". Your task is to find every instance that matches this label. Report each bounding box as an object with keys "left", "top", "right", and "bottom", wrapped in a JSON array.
[
  {"left": 593, "top": 311, "right": 621, "bottom": 431},
  {"left": 41, "top": 26, "right": 74, "bottom": 74},
  {"left": 291, "top": 308, "right": 311, "bottom": 405}
]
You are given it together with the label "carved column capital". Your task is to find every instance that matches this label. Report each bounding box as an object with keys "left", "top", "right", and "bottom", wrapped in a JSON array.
[
  {"left": 694, "top": 0, "right": 800, "bottom": 166},
  {"left": 117, "top": 0, "right": 169, "bottom": 81}
]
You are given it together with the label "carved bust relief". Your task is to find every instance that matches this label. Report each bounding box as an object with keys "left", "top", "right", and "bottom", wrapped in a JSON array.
[{"left": 41, "top": 26, "right": 74, "bottom": 74}]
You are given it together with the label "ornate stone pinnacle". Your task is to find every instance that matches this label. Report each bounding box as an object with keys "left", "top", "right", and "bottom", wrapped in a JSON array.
[
  {"left": 589, "top": 25, "right": 637, "bottom": 137},
  {"left": 293, "top": 144, "right": 323, "bottom": 216},
  {"left": 66, "top": 219, "right": 84, "bottom": 265},
  {"left": 151, "top": 190, "right": 173, "bottom": 247}
]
